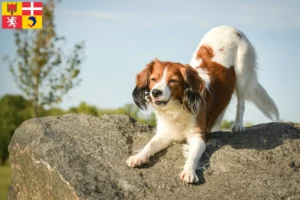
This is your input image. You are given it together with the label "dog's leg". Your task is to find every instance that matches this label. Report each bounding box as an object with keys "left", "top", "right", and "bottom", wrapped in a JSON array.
[
  {"left": 180, "top": 134, "right": 206, "bottom": 183},
  {"left": 232, "top": 89, "right": 245, "bottom": 132},
  {"left": 126, "top": 133, "right": 172, "bottom": 167}
]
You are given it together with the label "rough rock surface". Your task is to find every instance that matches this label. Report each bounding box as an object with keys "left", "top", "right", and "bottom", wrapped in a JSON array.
[{"left": 8, "top": 114, "right": 300, "bottom": 200}]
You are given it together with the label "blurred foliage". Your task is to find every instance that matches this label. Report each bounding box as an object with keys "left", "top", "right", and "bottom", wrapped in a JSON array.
[
  {"left": 0, "top": 95, "right": 33, "bottom": 165},
  {"left": 69, "top": 102, "right": 98, "bottom": 116},
  {"left": 245, "top": 122, "right": 254, "bottom": 127},
  {"left": 220, "top": 120, "right": 234, "bottom": 129},
  {"left": 220, "top": 120, "right": 253, "bottom": 129},
  {"left": 5, "top": 0, "right": 84, "bottom": 117}
]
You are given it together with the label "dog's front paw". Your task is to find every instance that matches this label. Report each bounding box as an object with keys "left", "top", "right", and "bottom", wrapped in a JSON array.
[
  {"left": 126, "top": 154, "right": 148, "bottom": 168},
  {"left": 231, "top": 124, "right": 244, "bottom": 132},
  {"left": 180, "top": 169, "right": 199, "bottom": 183}
]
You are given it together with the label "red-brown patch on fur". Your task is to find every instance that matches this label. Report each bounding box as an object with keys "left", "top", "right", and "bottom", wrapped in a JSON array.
[
  {"left": 182, "top": 65, "right": 206, "bottom": 97},
  {"left": 135, "top": 59, "right": 170, "bottom": 89},
  {"left": 164, "top": 64, "right": 186, "bottom": 101},
  {"left": 148, "top": 60, "right": 168, "bottom": 89},
  {"left": 196, "top": 45, "right": 214, "bottom": 65},
  {"left": 196, "top": 45, "right": 236, "bottom": 137},
  {"left": 135, "top": 60, "right": 155, "bottom": 88}
]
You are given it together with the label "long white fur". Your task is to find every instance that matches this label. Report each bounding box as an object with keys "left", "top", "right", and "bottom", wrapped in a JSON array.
[
  {"left": 127, "top": 67, "right": 206, "bottom": 183},
  {"left": 190, "top": 25, "right": 279, "bottom": 131},
  {"left": 197, "top": 67, "right": 211, "bottom": 89}
]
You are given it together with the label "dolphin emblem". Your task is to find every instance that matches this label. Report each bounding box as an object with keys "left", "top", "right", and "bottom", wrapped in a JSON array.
[{"left": 28, "top": 16, "right": 36, "bottom": 28}]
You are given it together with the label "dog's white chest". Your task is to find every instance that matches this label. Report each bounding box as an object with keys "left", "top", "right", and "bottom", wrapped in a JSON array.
[{"left": 155, "top": 106, "right": 196, "bottom": 141}]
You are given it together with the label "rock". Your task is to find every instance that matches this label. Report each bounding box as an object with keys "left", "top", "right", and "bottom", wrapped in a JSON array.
[{"left": 8, "top": 114, "right": 300, "bottom": 200}]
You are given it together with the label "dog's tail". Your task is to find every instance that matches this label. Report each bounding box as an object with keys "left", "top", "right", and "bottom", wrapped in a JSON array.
[
  {"left": 245, "top": 81, "right": 280, "bottom": 122},
  {"left": 234, "top": 32, "right": 279, "bottom": 122}
]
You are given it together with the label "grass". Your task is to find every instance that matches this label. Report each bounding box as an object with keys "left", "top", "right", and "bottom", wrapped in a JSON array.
[{"left": 0, "top": 164, "right": 11, "bottom": 200}]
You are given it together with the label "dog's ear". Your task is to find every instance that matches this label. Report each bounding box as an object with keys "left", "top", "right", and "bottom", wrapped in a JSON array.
[
  {"left": 132, "top": 61, "right": 154, "bottom": 110},
  {"left": 182, "top": 65, "right": 206, "bottom": 115}
]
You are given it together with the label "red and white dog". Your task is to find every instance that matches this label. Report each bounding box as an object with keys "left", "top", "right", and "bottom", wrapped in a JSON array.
[{"left": 126, "top": 25, "right": 279, "bottom": 183}]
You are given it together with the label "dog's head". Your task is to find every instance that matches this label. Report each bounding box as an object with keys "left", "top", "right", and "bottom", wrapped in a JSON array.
[{"left": 132, "top": 59, "right": 206, "bottom": 114}]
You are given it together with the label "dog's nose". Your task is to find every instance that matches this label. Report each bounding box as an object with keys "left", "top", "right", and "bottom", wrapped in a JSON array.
[{"left": 152, "top": 89, "right": 162, "bottom": 97}]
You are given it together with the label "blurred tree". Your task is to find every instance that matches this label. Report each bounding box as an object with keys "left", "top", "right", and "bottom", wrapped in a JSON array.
[
  {"left": 118, "top": 103, "right": 156, "bottom": 126},
  {"left": 245, "top": 122, "right": 254, "bottom": 127},
  {"left": 0, "top": 95, "right": 33, "bottom": 165},
  {"left": 0, "top": 126, "right": 10, "bottom": 165},
  {"left": 122, "top": 103, "right": 140, "bottom": 119},
  {"left": 69, "top": 102, "right": 98, "bottom": 116},
  {"left": 220, "top": 120, "right": 253, "bottom": 129},
  {"left": 41, "top": 107, "right": 65, "bottom": 116},
  {"left": 6, "top": 0, "right": 84, "bottom": 117}
]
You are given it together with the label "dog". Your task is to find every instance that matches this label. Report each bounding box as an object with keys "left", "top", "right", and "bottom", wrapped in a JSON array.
[{"left": 126, "top": 25, "right": 279, "bottom": 183}]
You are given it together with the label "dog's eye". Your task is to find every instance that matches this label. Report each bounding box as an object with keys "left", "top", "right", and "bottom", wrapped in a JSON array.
[
  {"left": 169, "top": 79, "right": 178, "bottom": 83},
  {"left": 150, "top": 78, "right": 156, "bottom": 82}
]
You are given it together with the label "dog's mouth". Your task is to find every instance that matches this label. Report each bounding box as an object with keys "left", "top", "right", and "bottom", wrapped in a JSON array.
[
  {"left": 154, "top": 100, "right": 168, "bottom": 106},
  {"left": 146, "top": 91, "right": 170, "bottom": 107}
]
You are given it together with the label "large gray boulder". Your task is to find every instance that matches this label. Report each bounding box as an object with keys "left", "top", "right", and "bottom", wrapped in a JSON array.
[{"left": 8, "top": 114, "right": 300, "bottom": 200}]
